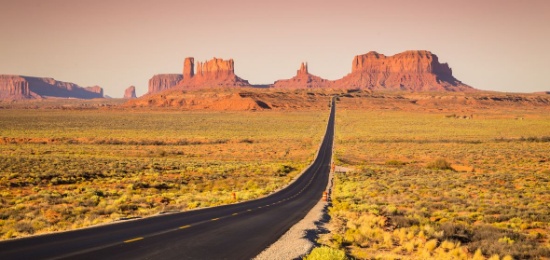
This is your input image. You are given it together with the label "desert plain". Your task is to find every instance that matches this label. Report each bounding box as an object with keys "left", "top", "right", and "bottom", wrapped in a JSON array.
[{"left": 0, "top": 87, "right": 549, "bottom": 259}]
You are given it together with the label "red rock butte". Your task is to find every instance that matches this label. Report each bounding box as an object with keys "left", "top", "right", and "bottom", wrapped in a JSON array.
[
  {"left": 334, "top": 50, "right": 473, "bottom": 92},
  {"left": 180, "top": 57, "right": 250, "bottom": 88},
  {"left": 147, "top": 74, "right": 183, "bottom": 95},
  {"left": 146, "top": 57, "right": 250, "bottom": 95},
  {"left": 123, "top": 86, "right": 137, "bottom": 99},
  {"left": 272, "top": 62, "right": 330, "bottom": 89}
]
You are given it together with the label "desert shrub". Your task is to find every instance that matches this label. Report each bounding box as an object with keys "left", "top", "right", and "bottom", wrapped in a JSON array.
[
  {"left": 520, "top": 136, "right": 550, "bottom": 142},
  {"left": 277, "top": 165, "right": 295, "bottom": 176},
  {"left": 427, "top": 158, "right": 454, "bottom": 171},
  {"left": 304, "top": 246, "right": 348, "bottom": 260},
  {"left": 390, "top": 215, "right": 419, "bottom": 228},
  {"left": 385, "top": 160, "right": 407, "bottom": 166},
  {"left": 239, "top": 138, "right": 254, "bottom": 144},
  {"left": 468, "top": 225, "right": 550, "bottom": 259},
  {"left": 15, "top": 221, "right": 34, "bottom": 234},
  {"left": 438, "top": 222, "right": 473, "bottom": 243}
]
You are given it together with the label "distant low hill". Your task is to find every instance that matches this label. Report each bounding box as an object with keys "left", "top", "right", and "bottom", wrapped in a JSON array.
[
  {"left": 0, "top": 75, "right": 103, "bottom": 100},
  {"left": 124, "top": 88, "right": 550, "bottom": 112}
]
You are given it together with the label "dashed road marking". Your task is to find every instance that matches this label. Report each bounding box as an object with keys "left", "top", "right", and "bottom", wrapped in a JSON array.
[
  {"left": 211, "top": 218, "right": 220, "bottom": 221},
  {"left": 179, "top": 225, "right": 191, "bottom": 229},
  {"left": 124, "top": 237, "right": 144, "bottom": 243},
  {"left": 232, "top": 213, "right": 238, "bottom": 216}
]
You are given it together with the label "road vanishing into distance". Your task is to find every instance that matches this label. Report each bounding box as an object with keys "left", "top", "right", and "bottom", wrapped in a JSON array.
[{"left": 0, "top": 99, "right": 336, "bottom": 260}]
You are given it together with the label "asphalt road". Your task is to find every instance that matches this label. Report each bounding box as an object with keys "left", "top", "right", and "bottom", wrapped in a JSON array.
[{"left": 0, "top": 99, "right": 336, "bottom": 260}]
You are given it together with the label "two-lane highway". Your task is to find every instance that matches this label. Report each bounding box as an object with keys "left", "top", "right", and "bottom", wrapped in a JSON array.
[{"left": 0, "top": 98, "right": 336, "bottom": 260}]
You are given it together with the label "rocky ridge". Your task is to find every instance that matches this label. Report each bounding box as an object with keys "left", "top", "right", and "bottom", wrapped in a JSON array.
[{"left": 0, "top": 75, "right": 103, "bottom": 99}]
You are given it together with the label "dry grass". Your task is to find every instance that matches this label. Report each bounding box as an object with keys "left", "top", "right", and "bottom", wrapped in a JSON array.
[
  {"left": 317, "top": 109, "right": 550, "bottom": 259},
  {"left": 0, "top": 108, "right": 327, "bottom": 240}
]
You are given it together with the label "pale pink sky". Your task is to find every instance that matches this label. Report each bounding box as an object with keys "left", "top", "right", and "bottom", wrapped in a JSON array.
[{"left": 1, "top": 0, "right": 549, "bottom": 97}]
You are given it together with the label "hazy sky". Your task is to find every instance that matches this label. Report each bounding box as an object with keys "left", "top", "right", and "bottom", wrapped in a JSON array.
[{"left": 1, "top": 0, "right": 549, "bottom": 97}]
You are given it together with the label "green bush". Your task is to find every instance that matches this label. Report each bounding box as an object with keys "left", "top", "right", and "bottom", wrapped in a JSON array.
[{"left": 304, "top": 247, "right": 347, "bottom": 260}]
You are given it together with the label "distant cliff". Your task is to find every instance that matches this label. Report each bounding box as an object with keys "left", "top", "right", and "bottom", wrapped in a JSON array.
[
  {"left": 146, "top": 74, "right": 183, "bottom": 95},
  {"left": 0, "top": 75, "right": 104, "bottom": 100}
]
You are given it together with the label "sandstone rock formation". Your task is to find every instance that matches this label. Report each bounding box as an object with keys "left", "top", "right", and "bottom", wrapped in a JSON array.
[
  {"left": 146, "top": 57, "right": 249, "bottom": 94},
  {"left": 196, "top": 58, "right": 234, "bottom": 79},
  {"left": 333, "top": 50, "right": 474, "bottom": 92},
  {"left": 0, "top": 75, "right": 103, "bottom": 99},
  {"left": 147, "top": 74, "right": 183, "bottom": 95},
  {"left": 85, "top": 86, "right": 104, "bottom": 96},
  {"left": 0, "top": 75, "right": 33, "bottom": 99},
  {"left": 183, "top": 57, "right": 194, "bottom": 79},
  {"left": 272, "top": 62, "right": 330, "bottom": 89},
  {"left": 124, "top": 86, "right": 137, "bottom": 99},
  {"left": 147, "top": 57, "right": 251, "bottom": 95},
  {"left": 271, "top": 50, "right": 474, "bottom": 92},
  {"left": 179, "top": 57, "right": 250, "bottom": 88},
  {"left": 133, "top": 50, "right": 478, "bottom": 109},
  {"left": 298, "top": 62, "right": 308, "bottom": 75}
]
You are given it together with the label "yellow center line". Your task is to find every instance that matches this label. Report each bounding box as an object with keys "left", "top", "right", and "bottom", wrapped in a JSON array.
[
  {"left": 211, "top": 218, "right": 220, "bottom": 221},
  {"left": 179, "top": 225, "right": 191, "bottom": 229},
  {"left": 124, "top": 237, "right": 144, "bottom": 243}
]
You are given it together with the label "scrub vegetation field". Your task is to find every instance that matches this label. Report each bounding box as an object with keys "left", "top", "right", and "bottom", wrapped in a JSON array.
[
  {"left": 313, "top": 108, "right": 550, "bottom": 259},
  {"left": 0, "top": 108, "right": 327, "bottom": 240}
]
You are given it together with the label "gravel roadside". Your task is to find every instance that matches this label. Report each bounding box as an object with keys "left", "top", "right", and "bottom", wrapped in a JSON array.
[{"left": 254, "top": 172, "right": 333, "bottom": 260}]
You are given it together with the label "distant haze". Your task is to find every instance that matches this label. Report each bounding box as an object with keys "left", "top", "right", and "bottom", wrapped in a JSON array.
[{"left": 1, "top": 0, "right": 549, "bottom": 97}]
